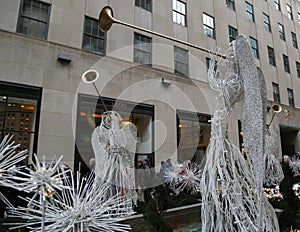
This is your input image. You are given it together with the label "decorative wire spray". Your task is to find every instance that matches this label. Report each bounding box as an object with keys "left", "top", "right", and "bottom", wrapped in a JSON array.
[
  {"left": 6, "top": 153, "right": 70, "bottom": 231},
  {"left": 8, "top": 171, "right": 133, "bottom": 232},
  {"left": 0, "top": 135, "right": 27, "bottom": 208},
  {"left": 163, "top": 160, "right": 202, "bottom": 194},
  {"left": 283, "top": 154, "right": 300, "bottom": 176},
  {"left": 264, "top": 126, "right": 284, "bottom": 187},
  {"left": 92, "top": 111, "right": 138, "bottom": 206},
  {"left": 201, "top": 35, "right": 279, "bottom": 232}
]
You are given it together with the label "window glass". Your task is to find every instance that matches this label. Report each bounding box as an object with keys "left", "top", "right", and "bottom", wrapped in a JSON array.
[
  {"left": 174, "top": 46, "right": 189, "bottom": 77},
  {"left": 82, "top": 16, "right": 106, "bottom": 54},
  {"left": 246, "top": 2, "right": 254, "bottom": 22},
  {"left": 177, "top": 110, "right": 211, "bottom": 165},
  {"left": 17, "top": 0, "right": 50, "bottom": 39},
  {"left": 0, "top": 82, "right": 41, "bottom": 160},
  {"left": 172, "top": 0, "right": 186, "bottom": 26},
  {"left": 135, "top": 0, "right": 152, "bottom": 12},
  {"left": 134, "top": 33, "right": 152, "bottom": 66},
  {"left": 203, "top": 13, "right": 215, "bottom": 39},
  {"left": 75, "top": 95, "right": 154, "bottom": 174}
]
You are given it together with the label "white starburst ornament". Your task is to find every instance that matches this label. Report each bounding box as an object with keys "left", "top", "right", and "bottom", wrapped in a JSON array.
[
  {"left": 0, "top": 134, "right": 27, "bottom": 207},
  {"left": 8, "top": 172, "right": 133, "bottom": 232}
]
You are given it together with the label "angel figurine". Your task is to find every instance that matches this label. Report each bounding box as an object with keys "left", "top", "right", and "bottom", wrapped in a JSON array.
[{"left": 91, "top": 111, "right": 137, "bottom": 204}]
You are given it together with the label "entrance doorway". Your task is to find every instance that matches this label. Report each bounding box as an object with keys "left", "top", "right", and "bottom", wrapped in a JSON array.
[{"left": 280, "top": 125, "right": 299, "bottom": 156}]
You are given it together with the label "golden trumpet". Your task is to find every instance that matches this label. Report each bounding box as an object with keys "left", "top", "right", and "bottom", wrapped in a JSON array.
[{"left": 98, "top": 6, "right": 226, "bottom": 58}]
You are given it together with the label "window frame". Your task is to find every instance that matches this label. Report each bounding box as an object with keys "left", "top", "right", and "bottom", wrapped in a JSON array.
[
  {"left": 0, "top": 81, "right": 42, "bottom": 159},
  {"left": 278, "top": 23, "right": 285, "bottom": 41},
  {"left": 287, "top": 88, "right": 295, "bottom": 107},
  {"left": 286, "top": 4, "right": 293, "bottom": 20},
  {"left": 176, "top": 109, "right": 211, "bottom": 164},
  {"left": 82, "top": 16, "right": 106, "bottom": 55},
  {"left": 226, "top": 0, "right": 235, "bottom": 11},
  {"left": 203, "top": 13, "right": 215, "bottom": 39},
  {"left": 249, "top": 37, "right": 259, "bottom": 59},
  {"left": 291, "top": 32, "right": 298, "bottom": 49},
  {"left": 263, "top": 13, "right": 271, "bottom": 32},
  {"left": 228, "top": 25, "right": 238, "bottom": 43},
  {"left": 296, "top": 61, "right": 300, "bottom": 78},
  {"left": 172, "top": 0, "right": 187, "bottom": 27},
  {"left": 135, "top": 0, "right": 152, "bottom": 12},
  {"left": 268, "top": 46, "right": 276, "bottom": 66},
  {"left": 283, "top": 54, "right": 290, "bottom": 73},
  {"left": 274, "top": 0, "right": 281, "bottom": 11},
  {"left": 245, "top": 2, "right": 255, "bottom": 22},
  {"left": 16, "top": 0, "right": 51, "bottom": 40},
  {"left": 272, "top": 82, "right": 281, "bottom": 103},
  {"left": 174, "top": 46, "right": 189, "bottom": 77},
  {"left": 134, "top": 33, "right": 152, "bottom": 67}
]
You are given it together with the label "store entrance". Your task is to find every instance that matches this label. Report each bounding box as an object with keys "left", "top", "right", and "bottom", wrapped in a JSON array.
[{"left": 280, "top": 126, "right": 299, "bottom": 156}]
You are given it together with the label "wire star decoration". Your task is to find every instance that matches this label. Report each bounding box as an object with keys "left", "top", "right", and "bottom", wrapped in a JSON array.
[
  {"left": 0, "top": 135, "right": 27, "bottom": 207},
  {"left": 8, "top": 172, "right": 133, "bottom": 231},
  {"left": 164, "top": 160, "right": 202, "bottom": 194}
]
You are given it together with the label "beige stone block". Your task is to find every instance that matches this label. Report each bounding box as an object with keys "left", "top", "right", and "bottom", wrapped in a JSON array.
[
  {"left": 41, "top": 89, "right": 76, "bottom": 114},
  {"left": 37, "top": 135, "right": 75, "bottom": 167},
  {"left": 0, "top": 0, "right": 20, "bottom": 31},
  {"left": 39, "top": 111, "right": 74, "bottom": 138}
]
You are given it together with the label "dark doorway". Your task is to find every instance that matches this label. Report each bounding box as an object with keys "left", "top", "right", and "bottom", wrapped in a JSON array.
[{"left": 280, "top": 126, "right": 298, "bottom": 156}]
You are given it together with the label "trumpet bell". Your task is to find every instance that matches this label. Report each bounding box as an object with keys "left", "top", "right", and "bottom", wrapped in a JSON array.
[
  {"left": 99, "top": 6, "right": 115, "bottom": 32},
  {"left": 272, "top": 104, "right": 282, "bottom": 113},
  {"left": 82, "top": 70, "right": 99, "bottom": 83}
]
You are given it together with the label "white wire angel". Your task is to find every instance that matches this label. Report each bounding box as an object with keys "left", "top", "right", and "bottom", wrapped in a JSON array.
[
  {"left": 201, "top": 36, "right": 279, "bottom": 232},
  {"left": 91, "top": 111, "right": 137, "bottom": 205}
]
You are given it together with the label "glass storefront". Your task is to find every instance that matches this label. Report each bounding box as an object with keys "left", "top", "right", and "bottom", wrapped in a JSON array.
[
  {"left": 75, "top": 94, "right": 154, "bottom": 174},
  {"left": 0, "top": 81, "right": 42, "bottom": 161},
  {"left": 177, "top": 110, "right": 211, "bottom": 166}
]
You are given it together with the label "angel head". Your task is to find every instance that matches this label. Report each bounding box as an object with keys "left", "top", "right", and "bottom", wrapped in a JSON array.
[{"left": 101, "top": 111, "right": 122, "bottom": 129}]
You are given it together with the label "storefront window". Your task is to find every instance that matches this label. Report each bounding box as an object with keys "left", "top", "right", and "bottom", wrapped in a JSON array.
[
  {"left": 75, "top": 94, "right": 154, "bottom": 174},
  {"left": 0, "top": 81, "right": 42, "bottom": 160},
  {"left": 177, "top": 110, "right": 211, "bottom": 165}
]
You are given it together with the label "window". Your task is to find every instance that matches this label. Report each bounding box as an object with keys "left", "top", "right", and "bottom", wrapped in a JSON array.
[
  {"left": 135, "top": 0, "right": 152, "bottom": 12},
  {"left": 82, "top": 16, "right": 106, "bottom": 54},
  {"left": 263, "top": 13, "right": 271, "bottom": 32},
  {"left": 17, "top": 0, "right": 51, "bottom": 39},
  {"left": 206, "top": 57, "right": 211, "bottom": 71},
  {"left": 272, "top": 83, "right": 280, "bottom": 103},
  {"left": 75, "top": 94, "right": 154, "bottom": 174},
  {"left": 286, "top": 4, "right": 293, "bottom": 20},
  {"left": 291, "top": 32, "right": 298, "bottom": 48},
  {"left": 249, "top": 37, "right": 259, "bottom": 58},
  {"left": 274, "top": 0, "right": 281, "bottom": 11},
  {"left": 287, "top": 89, "right": 295, "bottom": 107},
  {"left": 203, "top": 13, "right": 215, "bottom": 39},
  {"left": 0, "top": 81, "right": 42, "bottom": 158},
  {"left": 283, "top": 54, "right": 290, "bottom": 73},
  {"left": 174, "top": 46, "right": 189, "bottom": 77},
  {"left": 134, "top": 33, "right": 152, "bottom": 66},
  {"left": 226, "top": 0, "right": 235, "bottom": 11},
  {"left": 268, "top": 46, "right": 276, "bottom": 66},
  {"left": 278, "top": 23, "right": 285, "bottom": 40},
  {"left": 246, "top": 2, "right": 254, "bottom": 22},
  {"left": 177, "top": 110, "right": 211, "bottom": 164},
  {"left": 228, "top": 26, "right": 238, "bottom": 43},
  {"left": 296, "top": 61, "right": 300, "bottom": 78},
  {"left": 172, "top": 0, "right": 186, "bottom": 26},
  {"left": 298, "top": 12, "right": 300, "bottom": 22}
]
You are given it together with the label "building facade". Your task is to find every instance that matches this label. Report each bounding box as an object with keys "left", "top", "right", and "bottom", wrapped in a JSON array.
[{"left": 0, "top": 0, "right": 299, "bottom": 172}]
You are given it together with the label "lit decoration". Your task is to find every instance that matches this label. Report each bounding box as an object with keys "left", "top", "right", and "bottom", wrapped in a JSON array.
[
  {"left": 263, "top": 186, "right": 283, "bottom": 200},
  {"left": 284, "top": 154, "right": 300, "bottom": 177},
  {"left": 8, "top": 172, "right": 133, "bottom": 231},
  {"left": 92, "top": 111, "right": 137, "bottom": 205},
  {"left": 0, "top": 134, "right": 27, "bottom": 207},
  {"left": 163, "top": 160, "right": 202, "bottom": 194},
  {"left": 201, "top": 35, "right": 279, "bottom": 232}
]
